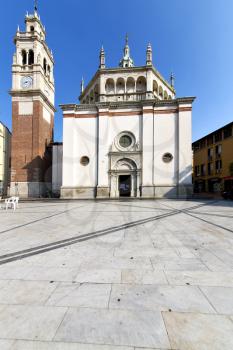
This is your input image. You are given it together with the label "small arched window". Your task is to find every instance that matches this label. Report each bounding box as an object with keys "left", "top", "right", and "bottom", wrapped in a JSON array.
[
  {"left": 28, "top": 50, "right": 34, "bottom": 65},
  {"left": 47, "top": 65, "right": 51, "bottom": 77},
  {"left": 30, "top": 26, "right": 34, "bottom": 32},
  {"left": 22, "top": 50, "right": 27, "bottom": 65},
  {"left": 43, "top": 58, "right": 47, "bottom": 73}
]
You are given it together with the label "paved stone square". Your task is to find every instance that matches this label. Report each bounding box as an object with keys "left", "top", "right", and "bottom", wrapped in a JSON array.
[{"left": 0, "top": 199, "right": 233, "bottom": 349}]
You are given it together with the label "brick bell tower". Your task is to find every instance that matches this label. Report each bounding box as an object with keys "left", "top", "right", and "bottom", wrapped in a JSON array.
[{"left": 10, "top": 4, "right": 55, "bottom": 197}]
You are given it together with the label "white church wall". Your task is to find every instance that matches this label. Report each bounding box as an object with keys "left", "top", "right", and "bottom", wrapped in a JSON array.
[
  {"left": 74, "top": 117, "right": 97, "bottom": 187},
  {"left": 110, "top": 115, "right": 140, "bottom": 143},
  {"left": 52, "top": 144, "right": 63, "bottom": 195},
  {"left": 97, "top": 113, "right": 141, "bottom": 189},
  {"left": 178, "top": 107, "right": 192, "bottom": 186},
  {"left": 62, "top": 118, "right": 76, "bottom": 187},
  {"left": 154, "top": 113, "right": 177, "bottom": 186},
  {"left": 98, "top": 113, "right": 109, "bottom": 187},
  {"left": 142, "top": 111, "right": 154, "bottom": 186}
]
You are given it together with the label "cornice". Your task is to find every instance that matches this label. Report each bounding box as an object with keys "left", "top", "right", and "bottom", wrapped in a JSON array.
[
  {"left": 60, "top": 96, "right": 195, "bottom": 113},
  {"left": 10, "top": 89, "right": 56, "bottom": 112}
]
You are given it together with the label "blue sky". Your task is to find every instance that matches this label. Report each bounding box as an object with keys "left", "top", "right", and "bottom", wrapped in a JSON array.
[{"left": 0, "top": 0, "right": 233, "bottom": 142}]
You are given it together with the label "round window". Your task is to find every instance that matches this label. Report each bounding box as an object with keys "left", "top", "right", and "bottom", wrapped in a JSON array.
[
  {"left": 119, "top": 135, "right": 132, "bottom": 148},
  {"left": 80, "top": 156, "right": 90, "bottom": 166},
  {"left": 162, "top": 153, "right": 173, "bottom": 163}
]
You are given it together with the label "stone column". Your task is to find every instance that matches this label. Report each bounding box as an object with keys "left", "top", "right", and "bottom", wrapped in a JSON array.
[
  {"left": 146, "top": 69, "right": 153, "bottom": 99},
  {"left": 131, "top": 174, "right": 134, "bottom": 197},
  {"left": 137, "top": 172, "right": 140, "bottom": 197}
]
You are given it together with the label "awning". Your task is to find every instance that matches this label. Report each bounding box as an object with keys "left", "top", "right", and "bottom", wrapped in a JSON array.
[{"left": 223, "top": 176, "right": 233, "bottom": 180}]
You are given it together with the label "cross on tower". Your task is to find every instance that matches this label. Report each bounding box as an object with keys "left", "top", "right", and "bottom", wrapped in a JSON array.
[{"left": 34, "top": 0, "right": 38, "bottom": 12}]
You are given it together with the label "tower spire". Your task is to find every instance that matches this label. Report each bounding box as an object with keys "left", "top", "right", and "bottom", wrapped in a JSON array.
[
  {"left": 119, "top": 34, "right": 134, "bottom": 68},
  {"left": 34, "top": 0, "right": 38, "bottom": 13},
  {"left": 125, "top": 33, "right": 129, "bottom": 46},
  {"left": 170, "top": 72, "right": 175, "bottom": 88}
]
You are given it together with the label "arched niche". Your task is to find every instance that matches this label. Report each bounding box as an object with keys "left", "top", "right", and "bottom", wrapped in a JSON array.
[
  {"left": 22, "top": 50, "right": 27, "bottom": 65},
  {"left": 43, "top": 58, "right": 47, "bottom": 73},
  {"left": 136, "top": 76, "right": 146, "bottom": 92},
  {"left": 28, "top": 50, "right": 34, "bottom": 65},
  {"left": 159, "top": 86, "right": 163, "bottom": 99},
  {"left": 126, "top": 77, "right": 135, "bottom": 93},
  {"left": 105, "top": 78, "right": 115, "bottom": 94},
  {"left": 153, "top": 80, "right": 158, "bottom": 95},
  {"left": 90, "top": 90, "right": 94, "bottom": 103},
  {"left": 116, "top": 78, "right": 125, "bottom": 94},
  {"left": 94, "top": 84, "right": 99, "bottom": 102}
]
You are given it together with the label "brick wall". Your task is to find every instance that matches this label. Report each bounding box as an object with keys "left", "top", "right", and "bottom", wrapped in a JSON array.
[{"left": 11, "top": 100, "right": 54, "bottom": 183}]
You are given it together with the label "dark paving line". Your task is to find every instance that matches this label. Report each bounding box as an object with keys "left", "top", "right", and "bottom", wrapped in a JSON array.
[
  {"left": 185, "top": 211, "right": 233, "bottom": 219},
  {"left": 160, "top": 200, "right": 219, "bottom": 213},
  {"left": 0, "top": 204, "right": 88, "bottom": 235},
  {"left": 162, "top": 200, "right": 233, "bottom": 234},
  {"left": 0, "top": 209, "right": 180, "bottom": 265},
  {"left": 98, "top": 201, "right": 172, "bottom": 212},
  {"left": 184, "top": 211, "right": 233, "bottom": 234}
]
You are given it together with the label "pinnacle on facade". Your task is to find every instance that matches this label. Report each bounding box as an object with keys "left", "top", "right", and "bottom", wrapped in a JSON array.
[
  {"left": 119, "top": 34, "right": 134, "bottom": 68},
  {"left": 170, "top": 72, "right": 175, "bottom": 88},
  {"left": 80, "top": 77, "right": 84, "bottom": 93},
  {"left": 146, "top": 43, "right": 152, "bottom": 66},
  {"left": 99, "top": 45, "right": 105, "bottom": 69}
]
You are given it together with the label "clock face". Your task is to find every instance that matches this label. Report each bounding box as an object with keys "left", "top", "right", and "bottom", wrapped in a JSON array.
[{"left": 21, "top": 76, "right": 33, "bottom": 89}]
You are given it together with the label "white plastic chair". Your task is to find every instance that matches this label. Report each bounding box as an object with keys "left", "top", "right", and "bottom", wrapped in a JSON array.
[{"left": 5, "top": 197, "right": 19, "bottom": 211}]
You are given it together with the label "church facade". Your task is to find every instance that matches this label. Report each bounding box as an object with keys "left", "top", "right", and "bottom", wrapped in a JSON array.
[{"left": 61, "top": 38, "right": 195, "bottom": 198}]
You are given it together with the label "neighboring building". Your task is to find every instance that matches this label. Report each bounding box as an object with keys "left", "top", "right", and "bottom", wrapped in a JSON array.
[
  {"left": 60, "top": 37, "right": 195, "bottom": 199},
  {"left": 52, "top": 142, "right": 63, "bottom": 196},
  {"left": 9, "top": 6, "right": 55, "bottom": 197},
  {"left": 0, "top": 122, "right": 11, "bottom": 197},
  {"left": 193, "top": 121, "right": 233, "bottom": 193}
]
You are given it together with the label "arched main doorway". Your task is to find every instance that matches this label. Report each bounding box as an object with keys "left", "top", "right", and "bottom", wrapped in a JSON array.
[{"left": 110, "top": 158, "right": 139, "bottom": 198}]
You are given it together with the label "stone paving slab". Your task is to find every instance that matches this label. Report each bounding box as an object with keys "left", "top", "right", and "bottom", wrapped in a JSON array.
[
  {"left": 0, "top": 340, "right": 15, "bottom": 350},
  {"left": 74, "top": 269, "right": 121, "bottom": 284},
  {"left": 151, "top": 257, "right": 208, "bottom": 271},
  {"left": 10, "top": 341, "right": 134, "bottom": 350},
  {"left": 54, "top": 308, "right": 170, "bottom": 348},
  {"left": 163, "top": 311, "right": 233, "bottom": 350},
  {"left": 165, "top": 270, "right": 233, "bottom": 287},
  {"left": 200, "top": 286, "right": 233, "bottom": 314},
  {"left": 0, "top": 280, "right": 58, "bottom": 305},
  {"left": 121, "top": 269, "right": 168, "bottom": 284},
  {"left": 46, "top": 283, "right": 111, "bottom": 308},
  {"left": 25, "top": 266, "right": 80, "bottom": 282},
  {"left": 0, "top": 305, "right": 67, "bottom": 341},
  {"left": 109, "top": 284, "right": 215, "bottom": 313},
  {"left": 0, "top": 199, "right": 232, "bottom": 349}
]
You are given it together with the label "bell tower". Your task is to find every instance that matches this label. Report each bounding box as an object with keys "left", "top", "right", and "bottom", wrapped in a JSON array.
[{"left": 10, "top": 5, "right": 55, "bottom": 197}]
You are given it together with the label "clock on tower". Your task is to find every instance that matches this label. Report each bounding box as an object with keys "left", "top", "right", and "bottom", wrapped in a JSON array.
[{"left": 9, "top": 4, "right": 55, "bottom": 198}]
